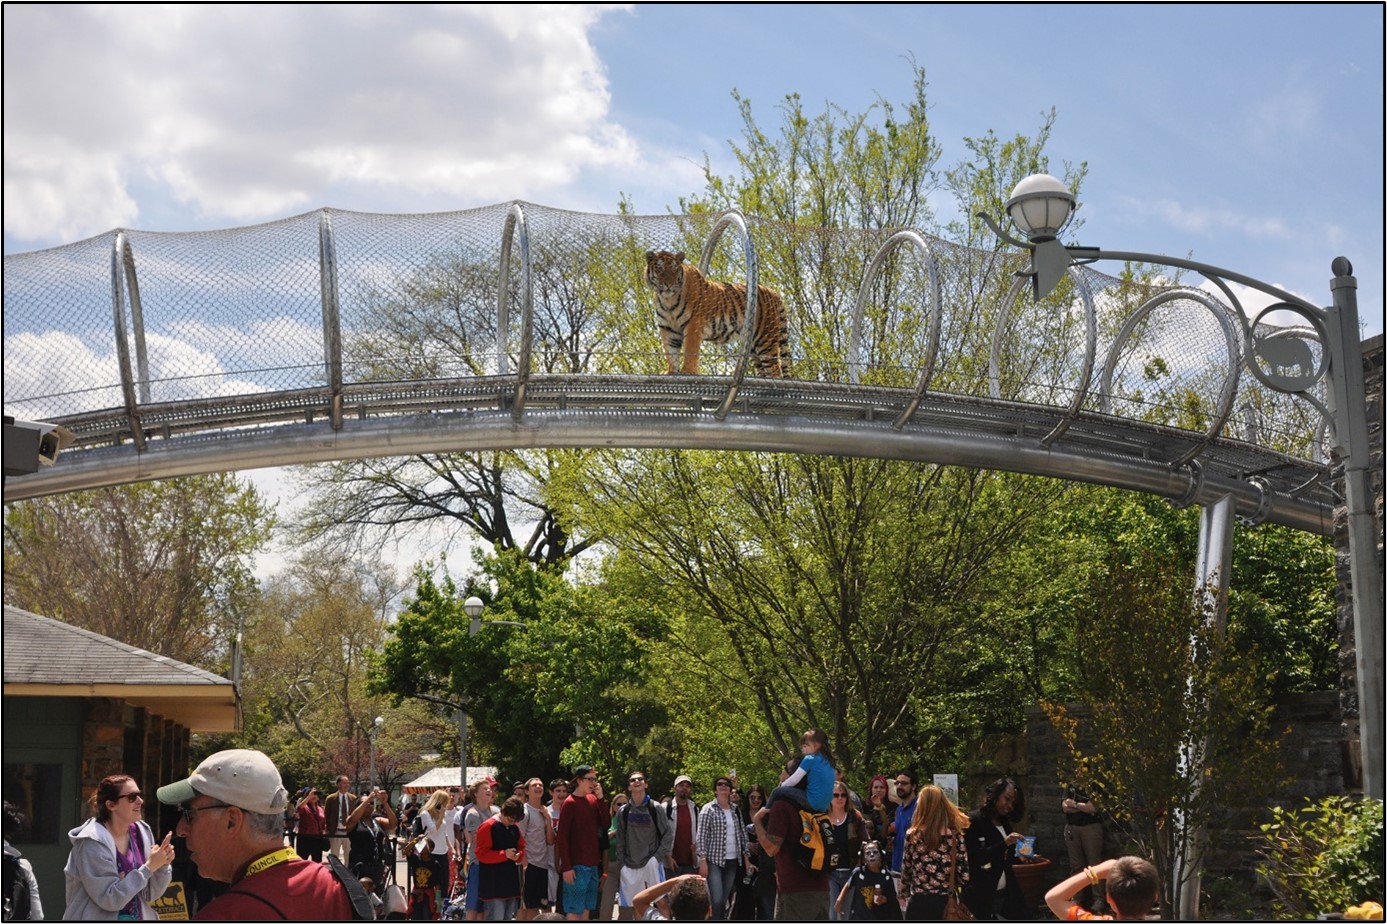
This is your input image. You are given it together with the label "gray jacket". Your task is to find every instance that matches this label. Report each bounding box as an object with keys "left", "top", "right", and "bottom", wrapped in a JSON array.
[
  {"left": 616, "top": 797, "right": 673, "bottom": 869},
  {"left": 62, "top": 818, "right": 170, "bottom": 921}
]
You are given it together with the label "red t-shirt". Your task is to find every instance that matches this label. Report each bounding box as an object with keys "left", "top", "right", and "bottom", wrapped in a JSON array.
[
  {"left": 556, "top": 792, "right": 609, "bottom": 872},
  {"left": 195, "top": 857, "right": 354, "bottom": 920},
  {"left": 1066, "top": 907, "right": 1114, "bottom": 921},
  {"left": 671, "top": 801, "right": 697, "bottom": 866},
  {"left": 767, "top": 799, "right": 829, "bottom": 894}
]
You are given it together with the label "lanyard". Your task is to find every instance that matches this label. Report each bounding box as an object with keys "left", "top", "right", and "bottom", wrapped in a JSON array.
[{"left": 244, "top": 847, "right": 297, "bottom": 879}]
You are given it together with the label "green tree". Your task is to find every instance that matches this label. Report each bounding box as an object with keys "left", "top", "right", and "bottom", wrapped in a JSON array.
[
  {"left": 548, "top": 65, "right": 1086, "bottom": 776},
  {"left": 218, "top": 546, "right": 410, "bottom": 785},
  {"left": 369, "top": 550, "right": 667, "bottom": 784},
  {"left": 1045, "top": 539, "right": 1287, "bottom": 918},
  {"left": 3, "top": 474, "right": 273, "bottom": 667}
]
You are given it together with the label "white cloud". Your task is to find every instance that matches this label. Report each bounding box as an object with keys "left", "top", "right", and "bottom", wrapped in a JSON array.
[
  {"left": 3, "top": 5, "right": 639, "bottom": 243},
  {"left": 1120, "top": 195, "right": 1290, "bottom": 241},
  {"left": 2, "top": 325, "right": 283, "bottom": 420}
]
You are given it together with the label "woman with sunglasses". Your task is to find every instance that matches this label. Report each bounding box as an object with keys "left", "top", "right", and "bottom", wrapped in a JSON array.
[
  {"left": 63, "top": 775, "right": 175, "bottom": 920},
  {"left": 827, "top": 782, "right": 867, "bottom": 921}
]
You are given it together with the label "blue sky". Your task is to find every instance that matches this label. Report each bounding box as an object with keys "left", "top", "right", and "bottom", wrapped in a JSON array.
[
  {"left": 4, "top": 4, "right": 1382, "bottom": 336},
  {"left": 3, "top": 4, "right": 1382, "bottom": 577}
]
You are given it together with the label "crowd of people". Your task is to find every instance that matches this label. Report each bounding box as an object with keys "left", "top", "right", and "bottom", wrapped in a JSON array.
[{"left": 18, "top": 736, "right": 1162, "bottom": 922}]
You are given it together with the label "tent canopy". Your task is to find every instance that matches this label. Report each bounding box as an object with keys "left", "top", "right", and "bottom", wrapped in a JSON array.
[{"left": 401, "top": 766, "right": 498, "bottom": 794}]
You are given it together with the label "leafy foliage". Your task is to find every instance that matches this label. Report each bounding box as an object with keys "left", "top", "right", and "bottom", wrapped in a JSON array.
[
  {"left": 3, "top": 474, "right": 272, "bottom": 667},
  {"left": 1043, "top": 538, "right": 1287, "bottom": 917},
  {"left": 369, "top": 550, "right": 668, "bottom": 785},
  {"left": 1254, "top": 796, "right": 1385, "bottom": 918}
]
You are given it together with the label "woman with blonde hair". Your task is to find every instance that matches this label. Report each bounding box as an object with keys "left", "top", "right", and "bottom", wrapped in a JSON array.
[
  {"left": 63, "top": 775, "right": 175, "bottom": 920},
  {"left": 899, "top": 785, "right": 969, "bottom": 921},
  {"left": 416, "top": 788, "right": 453, "bottom": 916}
]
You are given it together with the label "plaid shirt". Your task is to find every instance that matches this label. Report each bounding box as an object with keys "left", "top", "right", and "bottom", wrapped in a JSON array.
[{"left": 695, "top": 800, "right": 748, "bottom": 865}]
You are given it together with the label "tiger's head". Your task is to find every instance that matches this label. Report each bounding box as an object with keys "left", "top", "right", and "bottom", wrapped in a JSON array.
[{"left": 645, "top": 250, "right": 686, "bottom": 308}]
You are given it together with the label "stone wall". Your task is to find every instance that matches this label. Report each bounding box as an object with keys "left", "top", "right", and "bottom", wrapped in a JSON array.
[
  {"left": 1007, "top": 692, "right": 1349, "bottom": 902},
  {"left": 78, "top": 697, "right": 191, "bottom": 827}
]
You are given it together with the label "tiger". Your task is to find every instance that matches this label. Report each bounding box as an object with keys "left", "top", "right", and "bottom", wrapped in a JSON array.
[{"left": 644, "top": 250, "right": 789, "bottom": 378}]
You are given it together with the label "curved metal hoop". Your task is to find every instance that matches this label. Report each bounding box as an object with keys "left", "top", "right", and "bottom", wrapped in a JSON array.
[
  {"left": 843, "top": 229, "right": 942, "bottom": 430},
  {"left": 988, "top": 266, "right": 1097, "bottom": 447},
  {"left": 1097, "top": 287, "right": 1243, "bottom": 469},
  {"left": 498, "top": 203, "right": 534, "bottom": 419},
  {"left": 318, "top": 211, "right": 344, "bottom": 430},
  {"left": 111, "top": 232, "right": 145, "bottom": 451},
  {"left": 697, "top": 210, "right": 760, "bottom": 420},
  {"left": 1237, "top": 476, "right": 1275, "bottom": 526},
  {"left": 1244, "top": 303, "right": 1331, "bottom": 395}
]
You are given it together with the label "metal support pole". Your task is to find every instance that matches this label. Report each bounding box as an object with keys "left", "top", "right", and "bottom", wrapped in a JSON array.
[
  {"left": 457, "top": 707, "right": 468, "bottom": 792},
  {"left": 1173, "top": 493, "right": 1235, "bottom": 920},
  {"left": 1326, "top": 259, "right": 1383, "bottom": 799}
]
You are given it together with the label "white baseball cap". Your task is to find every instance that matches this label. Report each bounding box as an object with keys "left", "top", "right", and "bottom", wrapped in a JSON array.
[
  {"left": 157, "top": 748, "right": 289, "bottom": 816},
  {"left": 674, "top": 775, "right": 693, "bottom": 786}
]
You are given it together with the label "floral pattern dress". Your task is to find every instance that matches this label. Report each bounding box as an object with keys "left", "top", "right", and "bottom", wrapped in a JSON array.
[{"left": 900, "top": 828, "right": 969, "bottom": 902}]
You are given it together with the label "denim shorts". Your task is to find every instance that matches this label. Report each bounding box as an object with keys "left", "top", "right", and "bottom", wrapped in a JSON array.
[{"left": 465, "top": 861, "right": 482, "bottom": 912}]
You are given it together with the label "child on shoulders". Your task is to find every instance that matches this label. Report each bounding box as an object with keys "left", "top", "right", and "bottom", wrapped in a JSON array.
[{"left": 766, "top": 729, "right": 836, "bottom": 814}]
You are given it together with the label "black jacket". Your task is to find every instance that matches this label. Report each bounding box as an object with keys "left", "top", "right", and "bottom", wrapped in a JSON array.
[{"left": 961, "top": 809, "right": 1027, "bottom": 919}]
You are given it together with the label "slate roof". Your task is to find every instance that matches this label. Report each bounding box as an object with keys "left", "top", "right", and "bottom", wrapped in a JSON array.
[{"left": 3, "top": 604, "right": 233, "bottom": 688}]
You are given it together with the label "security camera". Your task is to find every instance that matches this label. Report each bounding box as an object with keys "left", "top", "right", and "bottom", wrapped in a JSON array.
[{"left": 3, "top": 417, "right": 76, "bottom": 477}]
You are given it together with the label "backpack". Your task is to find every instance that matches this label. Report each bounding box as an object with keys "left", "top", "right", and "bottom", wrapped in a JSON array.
[
  {"left": 789, "top": 810, "right": 837, "bottom": 872},
  {"left": 618, "top": 799, "right": 669, "bottom": 859},
  {"left": 3, "top": 850, "right": 33, "bottom": 922}
]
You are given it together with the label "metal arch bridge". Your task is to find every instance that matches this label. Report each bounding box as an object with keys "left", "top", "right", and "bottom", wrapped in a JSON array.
[{"left": 2, "top": 202, "right": 1339, "bottom": 538}]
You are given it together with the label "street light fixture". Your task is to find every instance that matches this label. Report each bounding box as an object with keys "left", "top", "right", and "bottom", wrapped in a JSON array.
[
  {"left": 369, "top": 714, "right": 384, "bottom": 789},
  {"left": 982, "top": 174, "right": 1382, "bottom": 918},
  {"left": 456, "top": 595, "right": 525, "bottom": 791}
]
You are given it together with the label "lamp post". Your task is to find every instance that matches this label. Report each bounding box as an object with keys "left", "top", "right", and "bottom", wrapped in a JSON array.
[
  {"left": 982, "top": 175, "right": 1382, "bottom": 918},
  {"left": 457, "top": 595, "right": 526, "bottom": 792},
  {"left": 368, "top": 714, "right": 384, "bottom": 790}
]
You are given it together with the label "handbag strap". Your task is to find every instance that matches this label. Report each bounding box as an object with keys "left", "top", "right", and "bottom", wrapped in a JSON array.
[{"left": 946, "top": 830, "right": 958, "bottom": 891}]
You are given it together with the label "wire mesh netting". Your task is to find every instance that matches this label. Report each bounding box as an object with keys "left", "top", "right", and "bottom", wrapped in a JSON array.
[{"left": 3, "top": 202, "right": 1327, "bottom": 463}]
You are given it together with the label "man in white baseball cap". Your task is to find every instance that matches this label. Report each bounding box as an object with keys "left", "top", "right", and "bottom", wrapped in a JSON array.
[
  {"left": 664, "top": 775, "right": 699, "bottom": 877},
  {"left": 158, "top": 749, "right": 357, "bottom": 920}
]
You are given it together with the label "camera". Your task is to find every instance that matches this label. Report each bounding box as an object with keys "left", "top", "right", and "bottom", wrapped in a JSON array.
[{"left": 3, "top": 417, "right": 75, "bottom": 477}]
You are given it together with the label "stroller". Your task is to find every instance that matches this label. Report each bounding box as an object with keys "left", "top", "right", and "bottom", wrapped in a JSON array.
[{"left": 440, "top": 873, "right": 467, "bottom": 921}]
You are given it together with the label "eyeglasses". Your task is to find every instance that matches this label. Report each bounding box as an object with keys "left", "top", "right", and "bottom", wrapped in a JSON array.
[
  {"left": 179, "top": 802, "right": 232, "bottom": 823},
  {"left": 582, "top": 776, "right": 598, "bottom": 782},
  {"left": 117, "top": 792, "right": 143, "bottom": 803},
  {"left": 895, "top": 780, "right": 913, "bottom": 787}
]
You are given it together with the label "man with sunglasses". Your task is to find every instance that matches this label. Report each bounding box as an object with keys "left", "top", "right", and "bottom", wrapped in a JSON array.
[
  {"left": 157, "top": 749, "right": 356, "bottom": 920},
  {"left": 615, "top": 771, "right": 673, "bottom": 920}
]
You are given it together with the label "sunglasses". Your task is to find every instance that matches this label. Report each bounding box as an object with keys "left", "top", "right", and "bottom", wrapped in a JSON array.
[
  {"left": 116, "top": 791, "right": 144, "bottom": 803},
  {"left": 629, "top": 777, "right": 645, "bottom": 783}
]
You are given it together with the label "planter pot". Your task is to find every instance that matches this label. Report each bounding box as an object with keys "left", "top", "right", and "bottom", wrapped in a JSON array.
[{"left": 1011, "top": 856, "right": 1052, "bottom": 913}]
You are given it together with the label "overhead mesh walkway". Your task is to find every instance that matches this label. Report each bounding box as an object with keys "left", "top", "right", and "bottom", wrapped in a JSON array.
[{"left": 3, "top": 203, "right": 1334, "bottom": 528}]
